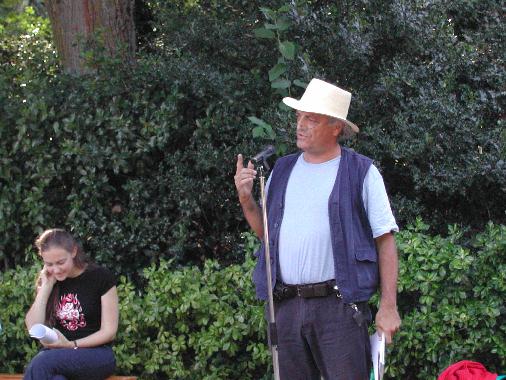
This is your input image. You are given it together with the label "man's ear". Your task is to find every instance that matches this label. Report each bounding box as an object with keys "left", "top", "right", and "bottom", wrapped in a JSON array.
[{"left": 333, "top": 120, "right": 345, "bottom": 138}]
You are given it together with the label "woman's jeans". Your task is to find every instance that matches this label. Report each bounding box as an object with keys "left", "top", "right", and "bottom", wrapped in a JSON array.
[{"left": 23, "top": 345, "right": 115, "bottom": 380}]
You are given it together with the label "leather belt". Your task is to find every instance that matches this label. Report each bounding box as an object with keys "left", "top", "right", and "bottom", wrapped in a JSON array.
[{"left": 273, "top": 280, "right": 342, "bottom": 301}]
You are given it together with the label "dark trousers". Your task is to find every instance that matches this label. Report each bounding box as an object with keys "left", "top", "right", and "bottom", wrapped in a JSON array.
[
  {"left": 273, "top": 294, "right": 371, "bottom": 380},
  {"left": 23, "top": 346, "right": 116, "bottom": 380}
]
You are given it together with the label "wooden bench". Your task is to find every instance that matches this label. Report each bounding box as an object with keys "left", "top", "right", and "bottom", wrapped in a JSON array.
[{"left": 0, "top": 376, "right": 136, "bottom": 380}]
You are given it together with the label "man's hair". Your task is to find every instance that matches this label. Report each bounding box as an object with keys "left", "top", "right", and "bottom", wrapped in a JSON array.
[{"left": 327, "top": 116, "right": 354, "bottom": 141}]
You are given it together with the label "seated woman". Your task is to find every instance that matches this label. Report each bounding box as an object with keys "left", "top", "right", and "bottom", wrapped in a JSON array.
[{"left": 24, "top": 228, "right": 118, "bottom": 380}]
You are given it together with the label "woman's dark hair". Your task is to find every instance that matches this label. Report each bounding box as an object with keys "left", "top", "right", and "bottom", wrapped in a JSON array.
[
  {"left": 35, "top": 228, "right": 89, "bottom": 268},
  {"left": 35, "top": 228, "right": 91, "bottom": 326}
]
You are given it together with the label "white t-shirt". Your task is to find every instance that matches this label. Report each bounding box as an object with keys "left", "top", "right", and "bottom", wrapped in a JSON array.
[{"left": 266, "top": 153, "right": 398, "bottom": 285}]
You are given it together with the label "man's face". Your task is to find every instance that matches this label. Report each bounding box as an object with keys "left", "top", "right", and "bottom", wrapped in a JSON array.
[{"left": 295, "top": 111, "right": 342, "bottom": 154}]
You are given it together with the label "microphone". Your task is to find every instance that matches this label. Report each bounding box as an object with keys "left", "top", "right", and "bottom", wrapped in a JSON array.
[{"left": 252, "top": 145, "right": 276, "bottom": 163}]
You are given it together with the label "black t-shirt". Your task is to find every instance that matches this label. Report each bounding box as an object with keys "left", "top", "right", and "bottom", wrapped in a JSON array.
[{"left": 53, "top": 265, "right": 116, "bottom": 342}]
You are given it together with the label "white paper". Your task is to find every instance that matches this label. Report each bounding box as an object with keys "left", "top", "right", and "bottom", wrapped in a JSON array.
[
  {"left": 370, "top": 332, "right": 385, "bottom": 380},
  {"left": 29, "top": 323, "right": 58, "bottom": 344}
]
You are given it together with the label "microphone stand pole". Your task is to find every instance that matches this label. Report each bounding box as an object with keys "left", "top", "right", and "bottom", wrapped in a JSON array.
[{"left": 257, "top": 163, "right": 281, "bottom": 380}]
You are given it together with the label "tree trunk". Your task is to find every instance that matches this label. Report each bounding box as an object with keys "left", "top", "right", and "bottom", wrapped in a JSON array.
[{"left": 45, "top": 0, "right": 136, "bottom": 75}]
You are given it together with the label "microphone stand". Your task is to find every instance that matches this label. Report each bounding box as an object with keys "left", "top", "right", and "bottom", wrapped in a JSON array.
[{"left": 256, "top": 161, "right": 281, "bottom": 380}]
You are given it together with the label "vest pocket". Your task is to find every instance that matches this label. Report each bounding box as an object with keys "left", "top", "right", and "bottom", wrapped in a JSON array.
[{"left": 354, "top": 248, "right": 378, "bottom": 289}]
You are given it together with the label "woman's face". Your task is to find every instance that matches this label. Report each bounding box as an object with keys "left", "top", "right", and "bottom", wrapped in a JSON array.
[{"left": 41, "top": 246, "right": 77, "bottom": 281}]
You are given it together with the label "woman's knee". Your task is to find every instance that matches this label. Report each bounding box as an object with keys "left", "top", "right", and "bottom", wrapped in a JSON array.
[
  {"left": 29, "top": 350, "right": 51, "bottom": 368},
  {"left": 24, "top": 350, "right": 53, "bottom": 379}
]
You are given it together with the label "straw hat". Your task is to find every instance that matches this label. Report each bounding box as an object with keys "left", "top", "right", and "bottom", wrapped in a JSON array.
[{"left": 283, "top": 78, "right": 359, "bottom": 138}]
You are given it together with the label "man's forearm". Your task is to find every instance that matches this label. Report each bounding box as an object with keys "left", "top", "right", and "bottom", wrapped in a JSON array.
[
  {"left": 240, "top": 196, "right": 264, "bottom": 239},
  {"left": 376, "top": 232, "right": 399, "bottom": 307},
  {"left": 374, "top": 232, "right": 401, "bottom": 343}
]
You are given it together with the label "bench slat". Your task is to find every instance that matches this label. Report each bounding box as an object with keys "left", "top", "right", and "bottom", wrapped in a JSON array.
[{"left": 0, "top": 376, "right": 136, "bottom": 380}]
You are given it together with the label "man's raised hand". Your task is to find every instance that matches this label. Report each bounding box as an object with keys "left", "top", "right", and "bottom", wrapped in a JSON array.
[{"left": 234, "top": 154, "right": 257, "bottom": 204}]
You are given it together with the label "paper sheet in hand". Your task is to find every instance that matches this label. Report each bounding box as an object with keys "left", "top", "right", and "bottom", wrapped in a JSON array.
[
  {"left": 369, "top": 332, "right": 385, "bottom": 380},
  {"left": 29, "top": 323, "right": 58, "bottom": 344}
]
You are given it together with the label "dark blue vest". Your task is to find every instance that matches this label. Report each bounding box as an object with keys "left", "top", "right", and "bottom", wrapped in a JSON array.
[{"left": 252, "top": 147, "right": 379, "bottom": 303}]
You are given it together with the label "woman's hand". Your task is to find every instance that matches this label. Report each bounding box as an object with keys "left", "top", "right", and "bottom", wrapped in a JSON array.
[
  {"left": 36, "top": 266, "right": 57, "bottom": 293},
  {"left": 42, "top": 328, "right": 73, "bottom": 349}
]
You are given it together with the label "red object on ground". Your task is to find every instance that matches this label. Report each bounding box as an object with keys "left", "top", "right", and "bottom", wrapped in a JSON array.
[{"left": 438, "top": 360, "right": 498, "bottom": 380}]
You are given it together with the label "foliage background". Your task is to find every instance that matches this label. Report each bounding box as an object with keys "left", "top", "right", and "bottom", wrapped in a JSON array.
[
  {"left": 1, "top": 226, "right": 505, "bottom": 379},
  {"left": 0, "top": 0, "right": 504, "bottom": 378}
]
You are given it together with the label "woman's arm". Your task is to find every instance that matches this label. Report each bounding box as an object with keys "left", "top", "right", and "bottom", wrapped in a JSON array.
[
  {"left": 70, "top": 286, "right": 119, "bottom": 347},
  {"left": 25, "top": 267, "right": 56, "bottom": 329},
  {"left": 73, "top": 286, "right": 119, "bottom": 348}
]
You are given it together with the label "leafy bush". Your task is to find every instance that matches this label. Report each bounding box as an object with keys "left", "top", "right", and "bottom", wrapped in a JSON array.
[
  {"left": 115, "top": 258, "right": 268, "bottom": 379},
  {"left": 0, "top": 264, "right": 40, "bottom": 373},
  {"left": 0, "top": 4, "right": 269, "bottom": 273},
  {"left": 388, "top": 220, "right": 506, "bottom": 378},
  {"left": 113, "top": 232, "right": 269, "bottom": 379},
  {"left": 1, "top": 1, "right": 504, "bottom": 273},
  {"left": 1, "top": 225, "right": 504, "bottom": 379}
]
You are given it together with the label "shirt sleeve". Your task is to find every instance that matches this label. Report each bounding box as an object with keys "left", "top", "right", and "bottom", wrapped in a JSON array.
[
  {"left": 362, "top": 164, "right": 399, "bottom": 238},
  {"left": 96, "top": 267, "right": 117, "bottom": 296}
]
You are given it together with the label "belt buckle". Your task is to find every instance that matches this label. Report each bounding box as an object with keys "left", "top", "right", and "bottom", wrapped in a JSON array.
[{"left": 334, "top": 285, "right": 342, "bottom": 299}]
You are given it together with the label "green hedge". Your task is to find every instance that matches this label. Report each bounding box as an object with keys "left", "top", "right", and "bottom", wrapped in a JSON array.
[
  {"left": 0, "top": 6, "right": 266, "bottom": 273},
  {"left": 1, "top": 224, "right": 504, "bottom": 379},
  {"left": 389, "top": 221, "right": 506, "bottom": 378},
  {"left": 2, "top": 1, "right": 505, "bottom": 273}
]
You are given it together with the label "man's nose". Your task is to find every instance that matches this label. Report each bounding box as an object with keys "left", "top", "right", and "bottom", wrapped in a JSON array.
[{"left": 297, "top": 116, "right": 306, "bottom": 130}]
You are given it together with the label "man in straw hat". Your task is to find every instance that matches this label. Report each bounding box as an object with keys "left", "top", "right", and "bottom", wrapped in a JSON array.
[{"left": 234, "top": 78, "right": 401, "bottom": 379}]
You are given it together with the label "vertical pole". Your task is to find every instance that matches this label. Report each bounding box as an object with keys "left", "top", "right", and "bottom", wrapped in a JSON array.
[{"left": 258, "top": 165, "right": 281, "bottom": 380}]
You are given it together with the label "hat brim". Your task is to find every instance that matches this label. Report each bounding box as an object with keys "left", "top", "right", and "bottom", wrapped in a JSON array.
[{"left": 283, "top": 97, "right": 359, "bottom": 134}]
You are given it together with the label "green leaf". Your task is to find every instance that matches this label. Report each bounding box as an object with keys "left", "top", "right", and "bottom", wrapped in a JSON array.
[
  {"left": 264, "top": 23, "right": 278, "bottom": 30},
  {"left": 268, "top": 63, "right": 287, "bottom": 81},
  {"left": 254, "top": 27, "right": 275, "bottom": 39},
  {"left": 293, "top": 79, "right": 307, "bottom": 88},
  {"left": 271, "top": 79, "right": 291, "bottom": 89},
  {"left": 247, "top": 116, "right": 269, "bottom": 128},
  {"left": 279, "top": 41, "right": 296, "bottom": 60},
  {"left": 259, "top": 7, "right": 275, "bottom": 20},
  {"left": 249, "top": 116, "right": 275, "bottom": 139},
  {"left": 275, "top": 18, "right": 291, "bottom": 32},
  {"left": 278, "top": 100, "right": 291, "bottom": 111},
  {"left": 252, "top": 126, "right": 264, "bottom": 138}
]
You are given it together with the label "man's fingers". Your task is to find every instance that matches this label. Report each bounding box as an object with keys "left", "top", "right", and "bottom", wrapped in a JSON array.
[
  {"left": 376, "top": 327, "right": 395, "bottom": 344},
  {"left": 236, "top": 154, "right": 244, "bottom": 172},
  {"left": 242, "top": 169, "right": 257, "bottom": 181},
  {"left": 242, "top": 177, "right": 254, "bottom": 185},
  {"left": 380, "top": 329, "right": 394, "bottom": 345},
  {"left": 235, "top": 156, "right": 257, "bottom": 179}
]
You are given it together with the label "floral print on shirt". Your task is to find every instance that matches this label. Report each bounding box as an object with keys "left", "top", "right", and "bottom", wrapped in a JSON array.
[{"left": 56, "top": 293, "right": 87, "bottom": 331}]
